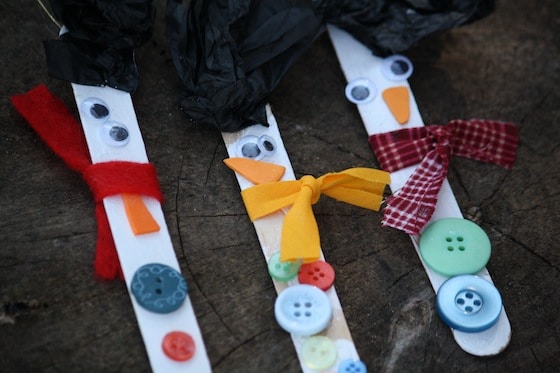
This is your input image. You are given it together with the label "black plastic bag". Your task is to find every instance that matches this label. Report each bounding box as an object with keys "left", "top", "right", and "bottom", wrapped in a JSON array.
[
  {"left": 43, "top": 0, "right": 156, "bottom": 92},
  {"left": 166, "top": 0, "right": 323, "bottom": 132},
  {"left": 314, "top": 0, "right": 495, "bottom": 56},
  {"left": 166, "top": 0, "right": 494, "bottom": 132}
]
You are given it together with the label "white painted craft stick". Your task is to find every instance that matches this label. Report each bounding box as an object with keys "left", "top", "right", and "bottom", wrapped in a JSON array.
[
  {"left": 72, "top": 84, "right": 211, "bottom": 372},
  {"left": 222, "top": 105, "right": 360, "bottom": 372},
  {"left": 327, "top": 25, "right": 511, "bottom": 356}
]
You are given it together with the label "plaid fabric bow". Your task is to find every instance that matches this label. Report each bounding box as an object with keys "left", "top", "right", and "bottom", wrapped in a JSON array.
[
  {"left": 369, "top": 119, "right": 518, "bottom": 234},
  {"left": 11, "top": 85, "right": 164, "bottom": 280},
  {"left": 241, "top": 168, "right": 390, "bottom": 262}
]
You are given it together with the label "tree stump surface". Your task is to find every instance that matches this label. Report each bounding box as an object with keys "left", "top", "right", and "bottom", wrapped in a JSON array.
[{"left": 1, "top": 1, "right": 558, "bottom": 371}]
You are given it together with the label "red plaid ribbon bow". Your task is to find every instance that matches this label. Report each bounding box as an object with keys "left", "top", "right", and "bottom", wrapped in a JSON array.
[
  {"left": 11, "top": 85, "right": 164, "bottom": 280},
  {"left": 369, "top": 119, "right": 519, "bottom": 234}
]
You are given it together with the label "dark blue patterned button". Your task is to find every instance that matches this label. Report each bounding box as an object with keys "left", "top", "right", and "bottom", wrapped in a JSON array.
[{"left": 131, "top": 263, "right": 188, "bottom": 314}]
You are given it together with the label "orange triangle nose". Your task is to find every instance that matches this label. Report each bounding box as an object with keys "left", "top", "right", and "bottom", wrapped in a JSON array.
[
  {"left": 122, "top": 194, "right": 160, "bottom": 235},
  {"left": 382, "top": 86, "right": 410, "bottom": 124},
  {"left": 224, "top": 157, "right": 286, "bottom": 184}
]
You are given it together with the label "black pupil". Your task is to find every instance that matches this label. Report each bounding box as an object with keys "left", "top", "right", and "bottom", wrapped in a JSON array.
[
  {"left": 262, "top": 140, "right": 274, "bottom": 152},
  {"left": 391, "top": 60, "right": 409, "bottom": 75},
  {"left": 242, "top": 143, "right": 261, "bottom": 158},
  {"left": 110, "top": 126, "right": 129, "bottom": 141},
  {"left": 90, "top": 103, "right": 109, "bottom": 119},
  {"left": 351, "top": 85, "right": 370, "bottom": 100}
]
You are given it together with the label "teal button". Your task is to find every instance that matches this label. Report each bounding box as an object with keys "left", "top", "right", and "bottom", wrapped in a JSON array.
[
  {"left": 267, "top": 251, "right": 301, "bottom": 282},
  {"left": 130, "top": 263, "right": 188, "bottom": 314},
  {"left": 300, "top": 336, "right": 337, "bottom": 370},
  {"left": 420, "top": 218, "right": 491, "bottom": 277}
]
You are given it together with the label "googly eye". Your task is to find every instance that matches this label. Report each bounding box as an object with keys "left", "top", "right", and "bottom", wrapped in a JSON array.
[
  {"left": 345, "top": 78, "right": 377, "bottom": 105},
  {"left": 258, "top": 135, "right": 276, "bottom": 157},
  {"left": 236, "top": 135, "right": 262, "bottom": 159},
  {"left": 100, "top": 121, "right": 130, "bottom": 147},
  {"left": 81, "top": 97, "right": 110, "bottom": 120},
  {"left": 235, "top": 134, "right": 277, "bottom": 160},
  {"left": 382, "top": 55, "right": 413, "bottom": 81}
]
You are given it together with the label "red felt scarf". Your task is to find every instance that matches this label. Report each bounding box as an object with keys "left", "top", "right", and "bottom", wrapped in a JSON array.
[
  {"left": 11, "top": 84, "right": 163, "bottom": 280},
  {"left": 369, "top": 119, "right": 518, "bottom": 234}
]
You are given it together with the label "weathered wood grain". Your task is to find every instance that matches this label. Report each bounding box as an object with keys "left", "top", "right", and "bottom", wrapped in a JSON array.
[{"left": 1, "top": 0, "right": 558, "bottom": 371}]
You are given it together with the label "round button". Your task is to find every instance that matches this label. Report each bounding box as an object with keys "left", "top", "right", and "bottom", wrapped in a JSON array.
[
  {"left": 339, "top": 358, "right": 367, "bottom": 373},
  {"left": 274, "top": 284, "right": 332, "bottom": 336},
  {"left": 419, "top": 218, "right": 491, "bottom": 277},
  {"left": 345, "top": 78, "right": 377, "bottom": 105},
  {"left": 162, "top": 331, "right": 196, "bottom": 361},
  {"left": 268, "top": 251, "right": 301, "bottom": 282},
  {"left": 131, "top": 263, "right": 188, "bottom": 314},
  {"left": 436, "top": 275, "right": 502, "bottom": 333},
  {"left": 298, "top": 260, "right": 335, "bottom": 291},
  {"left": 300, "top": 336, "right": 337, "bottom": 370}
]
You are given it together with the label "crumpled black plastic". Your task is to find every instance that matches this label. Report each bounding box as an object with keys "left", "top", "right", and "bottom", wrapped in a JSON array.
[
  {"left": 166, "top": 0, "right": 494, "bottom": 132},
  {"left": 314, "top": 0, "right": 495, "bottom": 56},
  {"left": 43, "top": 0, "right": 156, "bottom": 92},
  {"left": 166, "top": 0, "right": 323, "bottom": 132}
]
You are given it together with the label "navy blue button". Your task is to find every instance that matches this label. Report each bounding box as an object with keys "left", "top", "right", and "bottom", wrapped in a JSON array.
[
  {"left": 436, "top": 275, "right": 502, "bottom": 333},
  {"left": 131, "top": 263, "right": 188, "bottom": 314},
  {"left": 338, "top": 358, "right": 367, "bottom": 373}
]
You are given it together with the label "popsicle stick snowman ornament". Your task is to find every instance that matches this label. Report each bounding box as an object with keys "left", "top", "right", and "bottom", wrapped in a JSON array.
[
  {"left": 221, "top": 106, "right": 388, "bottom": 373},
  {"left": 11, "top": 21, "right": 212, "bottom": 373},
  {"left": 327, "top": 25, "right": 513, "bottom": 356}
]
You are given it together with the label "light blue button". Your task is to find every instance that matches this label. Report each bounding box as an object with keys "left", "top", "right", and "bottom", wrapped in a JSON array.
[
  {"left": 436, "top": 275, "right": 502, "bottom": 333},
  {"left": 131, "top": 263, "right": 188, "bottom": 314},
  {"left": 274, "top": 284, "right": 332, "bottom": 336},
  {"left": 339, "top": 359, "right": 367, "bottom": 373}
]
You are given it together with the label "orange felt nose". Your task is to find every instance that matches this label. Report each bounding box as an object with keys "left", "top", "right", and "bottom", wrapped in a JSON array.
[
  {"left": 122, "top": 193, "right": 160, "bottom": 235},
  {"left": 224, "top": 157, "right": 286, "bottom": 184},
  {"left": 382, "top": 86, "right": 410, "bottom": 124}
]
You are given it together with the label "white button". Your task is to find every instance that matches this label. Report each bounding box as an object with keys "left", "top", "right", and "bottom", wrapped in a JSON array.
[{"left": 274, "top": 284, "right": 332, "bottom": 336}]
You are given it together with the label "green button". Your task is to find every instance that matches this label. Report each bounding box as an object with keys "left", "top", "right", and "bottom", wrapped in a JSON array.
[
  {"left": 300, "top": 336, "right": 337, "bottom": 370},
  {"left": 267, "top": 252, "right": 301, "bottom": 282},
  {"left": 419, "top": 218, "right": 491, "bottom": 277}
]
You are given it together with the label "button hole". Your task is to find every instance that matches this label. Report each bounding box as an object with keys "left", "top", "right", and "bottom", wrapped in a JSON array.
[
  {"left": 294, "top": 312, "right": 301, "bottom": 317},
  {"left": 447, "top": 246, "right": 454, "bottom": 251},
  {"left": 294, "top": 302, "right": 301, "bottom": 308},
  {"left": 304, "top": 302, "right": 312, "bottom": 308},
  {"left": 457, "top": 236, "right": 464, "bottom": 242},
  {"left": 465, "top": 306, "right": 473, "bottom": 313},
  {"left": 458, "top": 246, "right": 466, "bottom": 251},
  {"left": 465, "top": 292, "right": 474, "bottom": 299},
  {"left": 446, "top": 237, "right": 453, "bottom": 242},
  {"left": 155, "top": 289, "right": 162, "bottom": 294}
]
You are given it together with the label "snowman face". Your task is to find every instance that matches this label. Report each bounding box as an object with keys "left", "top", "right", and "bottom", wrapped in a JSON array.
[
  {"left": 344, "top": 54, "right": 418, "bottom": 129},
  {"left": 74, "top": 85, "right": 149, "bottom": 164}
]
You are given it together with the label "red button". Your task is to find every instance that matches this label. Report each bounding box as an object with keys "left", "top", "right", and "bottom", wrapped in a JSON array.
[
  {"left": 162, "top": 331, "right": 196, "bottom": 361},
  {"left": 298, "top": 261, "right": 335, "bottom": 291}
]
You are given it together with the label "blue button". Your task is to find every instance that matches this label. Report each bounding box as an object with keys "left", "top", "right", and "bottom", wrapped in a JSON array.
[
  {"left": 274, "top": 284, "right": 332, "bottom": 336},
  {"left": 339, "top": 359, "right": 367, "bottom": 373},
  {"left": 436, "top": 275, "right": 502, "bottom": 333},
  {"left": 130, "top": 263, "right": 188, "bottom": 314}
]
